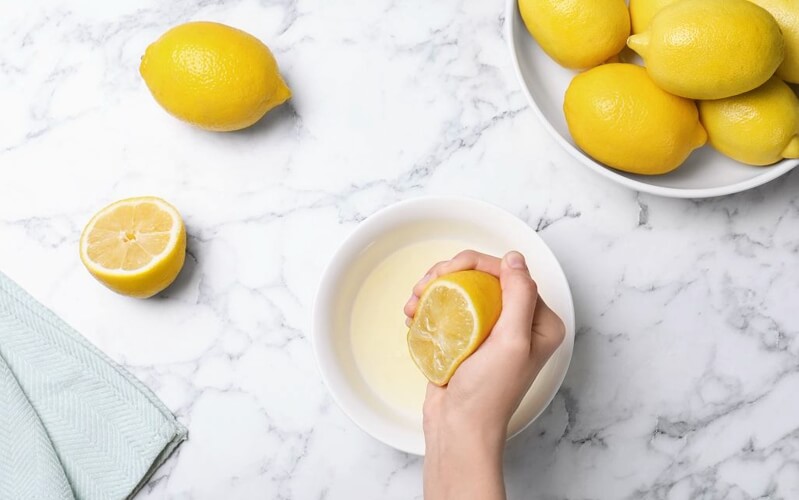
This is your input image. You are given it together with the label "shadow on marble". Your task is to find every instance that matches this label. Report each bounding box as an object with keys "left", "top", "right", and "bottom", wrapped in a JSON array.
[
  {"left": 662, "top": 165, "right": 799, "bottom": 210},
  {"left": 228, "top": 99, "right": 299, "bottom": 138},
  {"left": 154, "top": 233, "right": 199, "bottom": 300}
]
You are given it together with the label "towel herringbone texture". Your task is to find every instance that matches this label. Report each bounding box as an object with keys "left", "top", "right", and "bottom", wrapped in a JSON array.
[{"left": 0, "top": 273, "right": 187, "bottom": 500}]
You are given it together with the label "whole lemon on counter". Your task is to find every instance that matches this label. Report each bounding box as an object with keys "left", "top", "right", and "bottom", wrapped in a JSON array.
[
  {"left": 627, "top": 0, "right": 784, "bottom": 99},
  {"left": 518, "top": 0, "right": 630, "bottom": 70},
  {"left": 629, "top": 0, "right": 679, "bottom": 34},
  {"left": 750, "top": 0, "right": 799, "bottom": 83},
  {"left": 699, "top": 78, "right": 799, "bottom": 166},
  {"left": 140, "top": 22, "right": 291, "bottom": 132},
  {"left": 564, "top": 64, "right": 707, "bottom": 175},
  {"left": 80, "top": 197, "right": 186, "bottom": 298}
]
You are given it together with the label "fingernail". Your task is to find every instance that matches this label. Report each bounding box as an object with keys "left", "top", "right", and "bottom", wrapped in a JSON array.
[{"left": 506, "top": 251, "right": 526, "bottom": 269}]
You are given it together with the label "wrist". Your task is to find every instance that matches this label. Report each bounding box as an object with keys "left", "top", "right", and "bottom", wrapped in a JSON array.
[
  {"left": 424, "top": 403, "right": 506, "bottom": 460},
  {"left": 423, "top": 408, "right": 506, "bottom": 500}
]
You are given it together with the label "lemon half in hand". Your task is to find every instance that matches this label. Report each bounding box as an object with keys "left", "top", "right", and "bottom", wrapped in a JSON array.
[
  {"left": 407, "top": 270, "right": 502, "bottom": 386},
  {"left": 80, "top": 197, "right": 186, "bottom": 298}
]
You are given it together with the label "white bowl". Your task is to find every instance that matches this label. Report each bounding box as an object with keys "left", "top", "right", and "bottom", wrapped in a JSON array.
[
  {"left": 312, "top": 197, "right": 575, "bottom": 455},
  {"left": 505, "top": 0, "right": 798, "bottom": 199}
]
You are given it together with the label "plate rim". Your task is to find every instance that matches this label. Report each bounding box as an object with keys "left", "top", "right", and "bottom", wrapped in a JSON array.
[
  {"left": 311, "top": 195, "right": 576, "bottom": 455},
  {"left": 504, "top": 0, "right": 797, "bottom": 199}
]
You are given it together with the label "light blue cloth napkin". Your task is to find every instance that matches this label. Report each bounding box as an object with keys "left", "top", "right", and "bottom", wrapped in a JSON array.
[{"left": 0, "top": 272, "right": 187, "bottom": 500}]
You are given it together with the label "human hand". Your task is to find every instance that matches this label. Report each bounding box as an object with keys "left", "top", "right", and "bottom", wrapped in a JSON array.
[{"left": 404, "top": 250, "right": 565, "bottom": 500}]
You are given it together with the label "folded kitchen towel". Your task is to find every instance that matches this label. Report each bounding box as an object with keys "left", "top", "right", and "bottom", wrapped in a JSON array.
[{"left": 0, "top": 272, "right": 187, "bottom": 500}]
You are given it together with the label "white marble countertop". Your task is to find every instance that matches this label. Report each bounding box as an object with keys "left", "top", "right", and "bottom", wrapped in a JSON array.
[{"left": 2, "top": 0, "right": 799, "bottom": 498}]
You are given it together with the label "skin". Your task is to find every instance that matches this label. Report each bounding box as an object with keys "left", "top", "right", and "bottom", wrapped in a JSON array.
[{"left": 404, "top": 250, "right": 566, "bottom": 500}]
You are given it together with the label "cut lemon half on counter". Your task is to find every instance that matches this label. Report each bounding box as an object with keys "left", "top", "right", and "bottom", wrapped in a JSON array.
[
  {"left": 407, "top": 270, "right": 502, "bottom": 386},
  {"left": 80, "top": 196, "right": 186, "bottom": 298}
]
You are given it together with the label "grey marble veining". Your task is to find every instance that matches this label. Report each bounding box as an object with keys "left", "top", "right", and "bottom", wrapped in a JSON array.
[{"left": 1, "top": 0, "right": 798, "bottom": 498}]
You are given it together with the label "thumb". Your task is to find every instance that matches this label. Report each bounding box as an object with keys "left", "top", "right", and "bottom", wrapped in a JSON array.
[{"left": 494, "top": 251, "right": 538, "bottom": 344}]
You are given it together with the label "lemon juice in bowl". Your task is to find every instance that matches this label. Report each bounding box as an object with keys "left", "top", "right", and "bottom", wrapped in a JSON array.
[
  {"left": 350, "top": 239, "right": 469, "bottom": 419},
  {"left": 314, "top": 197, "right": 576, "bottom": 454}
]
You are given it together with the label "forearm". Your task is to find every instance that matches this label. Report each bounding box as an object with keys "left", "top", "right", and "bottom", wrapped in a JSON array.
[{"left": 424, "top": 417, "right": 506, "bottom": 500}]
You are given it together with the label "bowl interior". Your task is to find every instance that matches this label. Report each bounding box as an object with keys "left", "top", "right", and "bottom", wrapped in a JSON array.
[
  {"left": 314, "top": 198, "right": 575, "bottom": 455},
  {"left": 506, "top": 1, "right": 796, "bottom": 197}
]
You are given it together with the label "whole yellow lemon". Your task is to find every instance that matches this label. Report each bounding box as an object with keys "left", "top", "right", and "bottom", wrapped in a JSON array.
[
  {"left": 518, "top": 0, "right": 630, "bottom": 70},
  {"left": 627, "top": 0, "right": 784, "bottom": 99},
  {"left": 140, "top": 22, "right": 291, "bottom": 132},
  {"left": 750, "top": 0, "right": 799, "bottom": 83},
  {"left": 629, "top": 0, "right": 679, "bottom": 34},
  {"left": 699, "top": 78, "right": 799, "bottom": 166},
  {"left": 564, "top": 64, "right": 707, "bottom": 175}
]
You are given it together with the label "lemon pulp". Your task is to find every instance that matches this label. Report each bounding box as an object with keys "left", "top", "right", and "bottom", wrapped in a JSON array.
[
  {"left": 407, "top": 270, "right": 502, "bottom": 386},
  {"left": 80, "top": 197, "right": 186, "bottom": 298}
]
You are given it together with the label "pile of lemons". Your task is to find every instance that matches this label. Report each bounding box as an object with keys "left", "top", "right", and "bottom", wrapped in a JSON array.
[
  {"left": 519, "top": 0, "right": 799, "bottom": 174},
  {"left": 81, "top": 22, "right": 291, "bottom": 298}
]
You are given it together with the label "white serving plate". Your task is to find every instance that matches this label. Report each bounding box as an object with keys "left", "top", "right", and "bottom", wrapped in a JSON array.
[
  {"left": 505, "top": 0, "right": 798, "bottom": 198},
  {"left": 312, "top": 197, "right": 575, "bottom": 455}
]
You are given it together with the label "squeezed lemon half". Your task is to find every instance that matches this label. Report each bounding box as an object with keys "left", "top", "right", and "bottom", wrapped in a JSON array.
[
  {"left": 80, "top": 196, "right": 186, "bottom": 298},
  {"left": 407, "top": 270, "right": 502, "bottom": 386}
]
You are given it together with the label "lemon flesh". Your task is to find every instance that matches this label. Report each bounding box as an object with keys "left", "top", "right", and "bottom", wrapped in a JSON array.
[
  {"left": 699, "top": 78, "right": 799, "bottom": 166},
  {"left": 140, "top": 21, "right": 291, "bottom": 132},
  {"left": 627, "top": 0, "right": 785, "bottom": 100},
  {"left": 564, "top": 64, "right": 706, "bottom": 175},
  {"left": 751, "top": 0, "right": 799, "bottom": 84},
  {"left": 80, "top": 197, "right": 186, "bottom": 298},
  {"left": 518, "top": 0, "right": 630, "bottom": 70},
  {"left": 407, "top": 271, "right": 502, "bottom": 386}
]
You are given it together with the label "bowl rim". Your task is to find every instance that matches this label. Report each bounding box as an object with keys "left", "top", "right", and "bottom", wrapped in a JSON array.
[
  {"left": 311, "top": 195, "right": 576, "bottom": 455},
  {"left": 504, "top": 0, "right": 798, "bottom": 199}
]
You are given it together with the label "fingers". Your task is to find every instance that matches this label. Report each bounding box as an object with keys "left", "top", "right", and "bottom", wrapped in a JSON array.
[
  {"left": 425, "top": 250, "right": 502, "bottom": 281},
  {"left": 414, "top": 251, "right": 501, "bottom": 296},
  {"left": 530, "top": 297, "right": 566, "bottom": 360},
  {"left": 492, "top": 251, "right": 538, "bottom": 347},
  {"left": 403, "top": 293, "right": 421, "bottom": 319},
  {"left": 403, "top": 262, "right": 444, "bottom": 318},
  {"left": 404, "top": 250, "right": 501, "bottom": 318},
  {"left": 412, "top": 260, "right": 448, "bottom": 297}
]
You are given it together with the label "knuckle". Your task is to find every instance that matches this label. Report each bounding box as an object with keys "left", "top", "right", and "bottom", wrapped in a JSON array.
[
  {"left": 515, "top": 276, "right": 537, "bottom": 301},
  {"left": 526, "top": 279, "right": 538, "bottom": 297},
  {"left": 538, "top": 323, "right": 566, "bottom": 357},
  {"left": 501, "top": 334, "right": 532, "bottom": 355},
  {"left": 553, "top": 322, "right": 566, "bottom": 345},
  {"left": 450, "top": 250, "right": 478, "bottom": 268},
  {"left": 430, "top": 260, "right": 449, "bottom": 273},
  {"left": 455, "top": 249, "right": 477, "bottom": 260}
]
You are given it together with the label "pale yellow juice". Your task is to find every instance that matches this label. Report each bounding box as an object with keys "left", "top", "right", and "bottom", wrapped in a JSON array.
[{"left": 350, "top": 239, "right": 469, "bottom": 419}]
